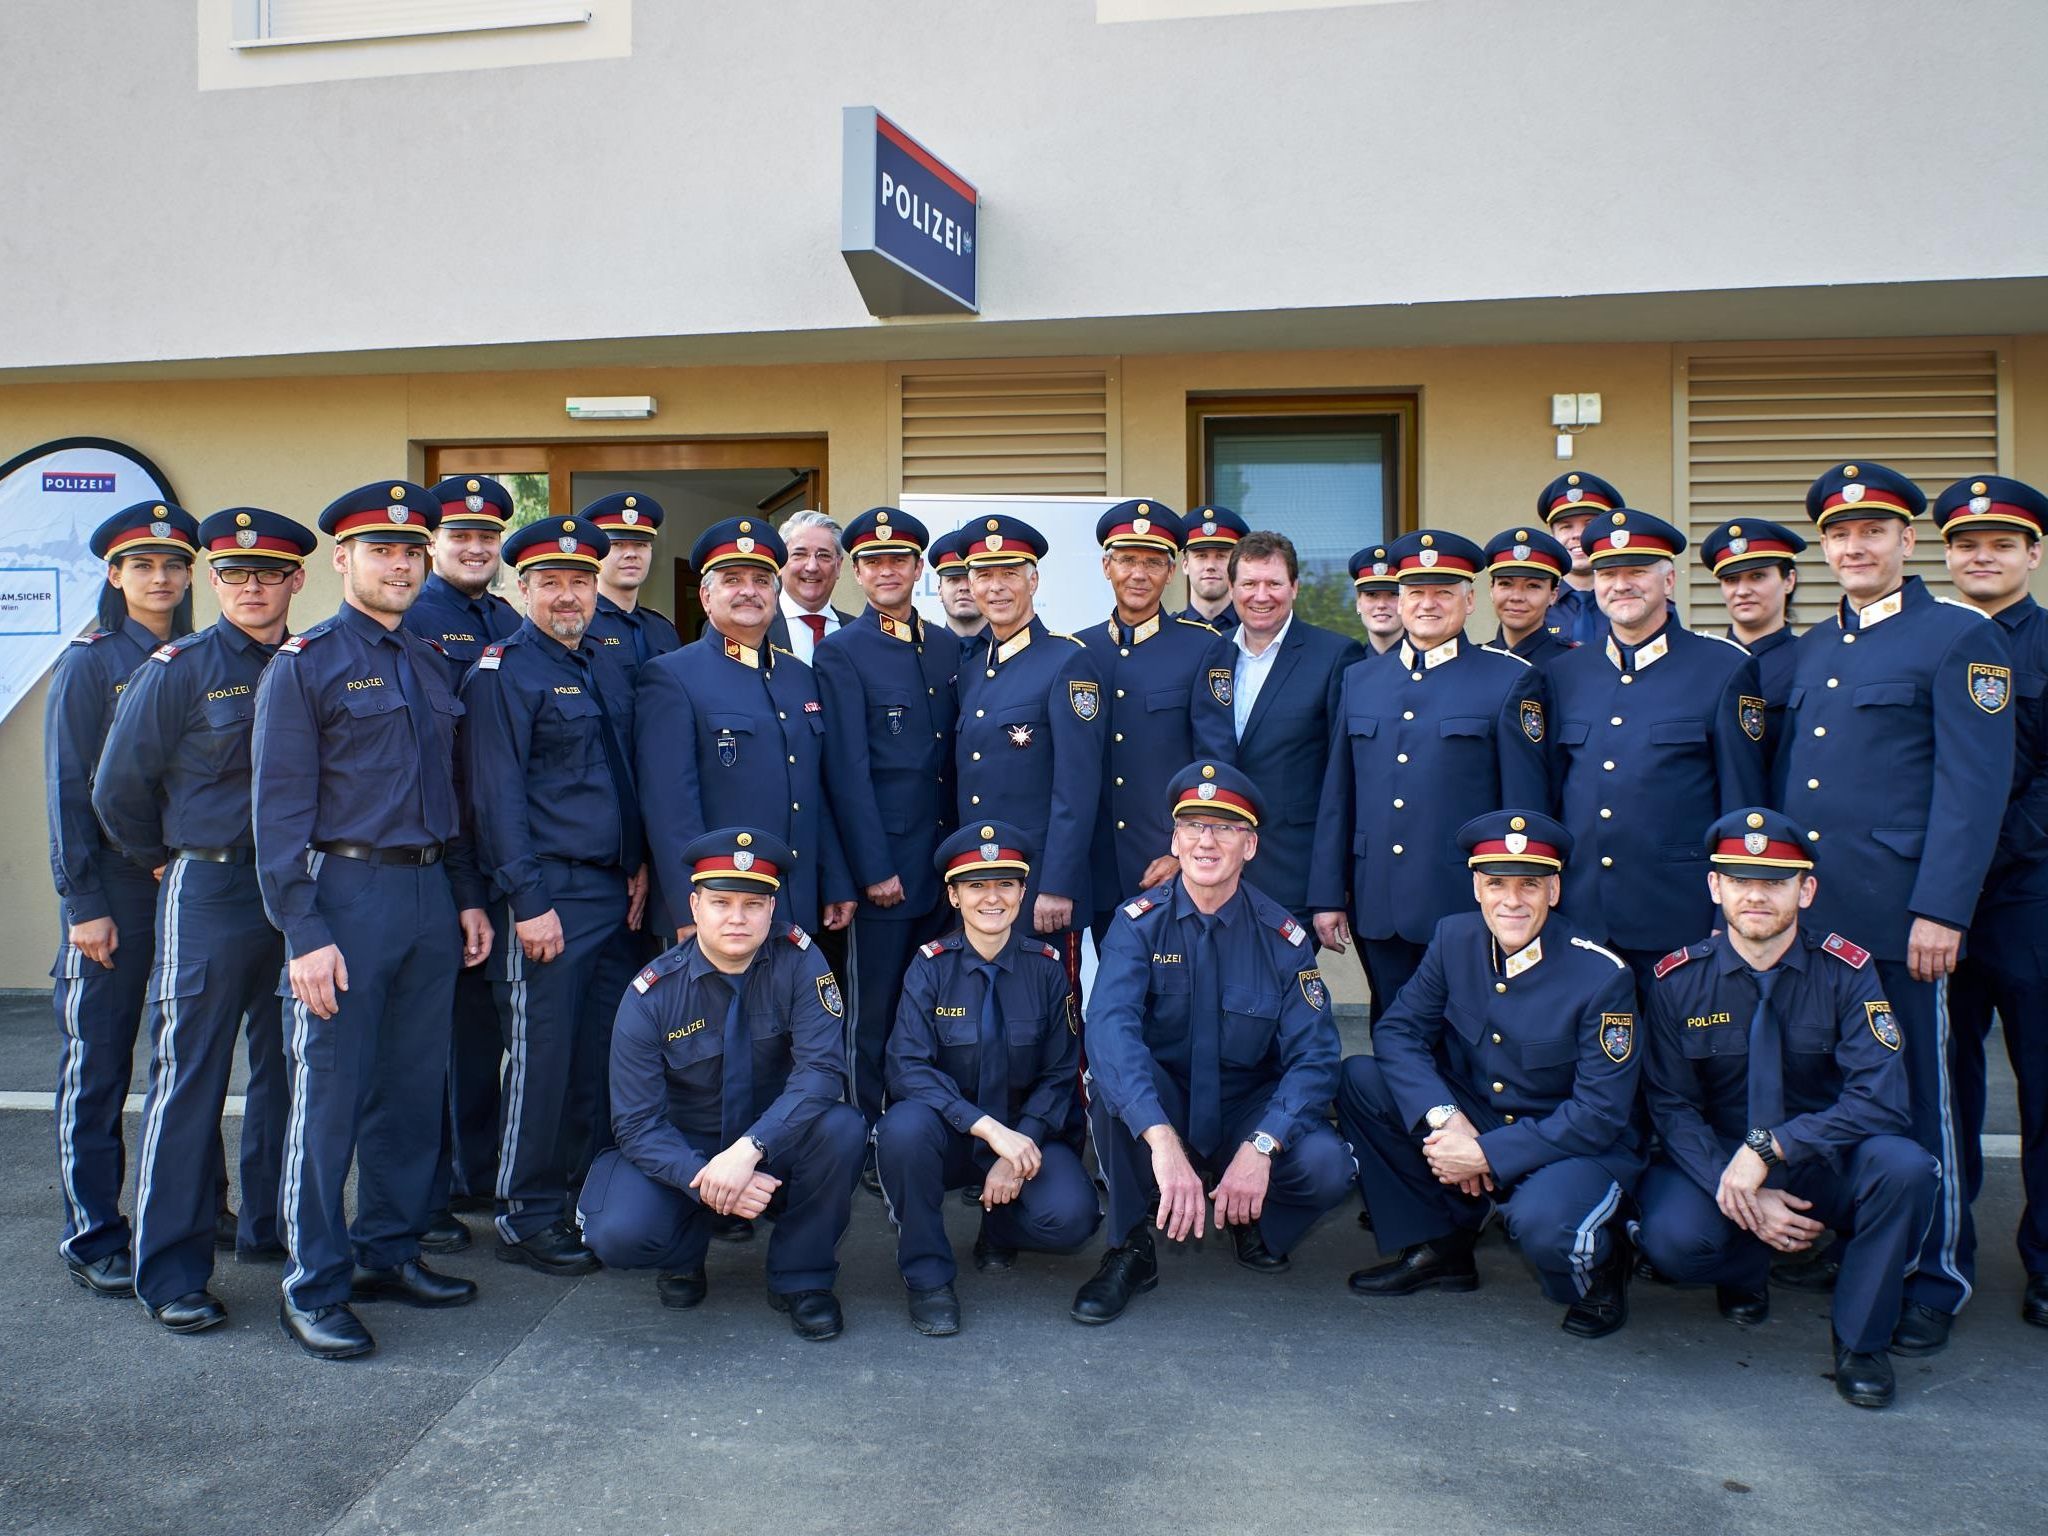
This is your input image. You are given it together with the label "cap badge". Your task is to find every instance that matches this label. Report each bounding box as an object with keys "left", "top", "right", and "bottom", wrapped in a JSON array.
[
  {"left": 1131, "top": 517, "right": 1150, "bottom": 535},
  {"left": 732, "top": 850, "right": 755, "bottom": 871},
  {"left": 1419, "top": 548, "right": 1438, "bottom": 566},
  {"left": 465, "top": 495, "right": 485, "bottom": 514},
  {"left": 622, "top": 509, "right": 639, "bottom": 525},
  {"left": 980, "top": 841, "right": 1001, "bottom": 862},
  {"left": 1504, "top": 832, "right": 1528, "bottom": 855},
  {"left": 149, "top": 520, "right": 172, "bottom": 539},
  {"left": 1512, "top": 544, "right": 1531, "bottom": 562},
  {"left": 1202, "top": 521, "right": 1216, "bottom": 536},
  {"left": 1609, "top": 530, "right": 1630, "bottom": 548},
  {"left": 736, "top": 832, "right": 753, "bottom": 847},
  {"left": 1196, "top": 783, "right": 1217, "bottom": 800},
  {"left": 235, "top": 529, "right": 258, "bottom": 548},
  {"left": 1372, "top": 561, "right": 1389, "bottom": 576},
  {"left": 558, "top": 536, "right": 579, "bottom": 554},
  {"left": 1744, "top": 831, "right": 1770, "bottom": 855},
  {"left": 986, "top": 534, "right": 1004, "bottom": 552},
  {"left": 1970, "top": 496, "right": 1992, "bottom": 516},
  {"left": 1727, "top": 537, "right": 1748, "bottom": 555},
  {"left": 736, "top": 536, "right": 756, "bottom": 553},
  {"left": 1566, "top": 487, "right": 1584, "bottom": 503},
  {"left": 1842, "top": 483, "right": 1866, "bottom": 504},
  {"left": 389, "top": 507, "right": 410, "bottom": 524}
]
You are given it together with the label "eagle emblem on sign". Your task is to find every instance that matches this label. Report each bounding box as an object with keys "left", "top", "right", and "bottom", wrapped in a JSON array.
[
  {"left": 1298, "top": 969, "right": 1327, "bottom": 1011},
  {"left": 235, "top": 529, "right": 259, "bottom": 548},
  {"left": 1970, "top": 663, "right": 2012, "bottom": 714},
  {"left": 1600, "top": 1014, "right": 1634, "bottom": 1063},
  {"left": 716, "top": 730, "right": 738, "bottom": 767},
  {"left": 1744, "top": 830, "right": 1770, "bottom": 855},
  {"left": 465, "top": 494, "right": 485, "bottom": 514},
  {"left": 1069, "top": 681, "right": 1100, "bottom": 721},
  {"left": 1201, "top": 521, "right": 1217, "bottom": 537},
  {"left": 1197, "top": 783, "right": 1217, "bottom": 801},
  {"left": 1006, "top": 722, "right": 1034, "bottom": 748},
  {"left": 1513, "top": 543, "right": 1531, "bottom": 563},
  {"left": 1970, "top": 495, "right": 1992, "bottom": 516},
  {"left": 1208, "top": 668, "right": 1232, "bottom": 707},
  {"left": 1520, "top": 699, "right": 1544, "bottom": 743},
  {"left": 817, "top": 975, "right": 844, "bottom": 1018},
  {"left": 1866, "top": 1000, "right": 1900, "bottom": 1050},
  {"left": 1739, "top": 695, "right": 1766, "bottom": 741}
]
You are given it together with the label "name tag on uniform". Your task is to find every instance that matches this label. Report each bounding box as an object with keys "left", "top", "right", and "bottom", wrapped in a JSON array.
[
  {"left": 667, "top": 1019, "right": 706, "bottom": 1041},
  {"left": 935, "top": 1006, "right": 967, "bottom": 1018},
  {"left": 553, "top": 685, "right": 583, "bottom": 695},
  {"left": 1152, "top": 952, "right": 1183, "bottom": 965},
  {"left": 344, "top": 677, "right": 385, "bottom": 691}
]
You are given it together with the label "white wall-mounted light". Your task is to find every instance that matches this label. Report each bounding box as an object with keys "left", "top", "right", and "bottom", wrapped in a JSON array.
[
  {"left": 1550, "top": 392, "right": 1602, "bottom": 458},
  {"left": 566, "top": 396, "right": 657, "bottom": 420}
]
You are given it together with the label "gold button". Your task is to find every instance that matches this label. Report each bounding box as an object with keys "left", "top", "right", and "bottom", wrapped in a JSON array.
[
  {"left": 1392, "top": 844, "right": 1404, "bottom": 855},
  {"left": 1610, "top": 716, "right": 1623, "bottom": 726},
  {"left": 778, "top": 711, "right": 787, "bottom": 720},
  {"left": 1393, "top": 798, "right": 1404, "bottom": 808},
  {"left": 971, "top": 795, "right": 981, "bottom": 805},
  {"left": 1599, "top": 808, "right": 1612, "bottom": 819},
  {"left": 1601, "top": 856, "right": 1614, "bottom": 867},
  {"left": 972, "top": 752, "right": 981, "bottom": 761},
  {"left": 1115, "top": 732, "right": 1124, "bottom": 742},
  {"left": 1493, "top": 986, "right": 1505, "bottom": 996},
  {"left": 1826, "top": 678, "right": 1839, "bottom": 688},
  {"left": 791, "top": 802, "right": 800, "bottom": 811},
  {"left": 1411, "top": 672, "right": 1423, "bottom": 682},
  {"left": 1603, "top": 760, "right": 1615, "bottom": 771},
  {"left": 1492, "top": 1032, "right": 1503, "bottom": 1042},
  {"left": 1621, "top": 674, "right": 1634, "bottom": 685},
  {"left": 787, "top": 755, "right": 796, "bottom": 764},
  {"left": 1504, "top": 1113, "right": 1516, "bottom": 1124},
  {"left": 1403, "top": 710, "right": 1415, "bottom": 720},
  {"left": 986, "top": 669, "right": 996, "bottom": 678},
  {"left": 1814, "top": 726, "right": 1826, "bottom": 737},
  {"left": 1117, "top": 820, "right": 1126, "bottom": 830},
  {"left": 1807, "top": 778, "right": 1820, "bottom": 789},
  {"left": 1843, "top": 634, "right": 1856, "bottom": 644},
  {"left": 1116, "top": 689, "right": 1126, "bottom": 698},
  {"left": 928, "top": 687, "right": 935, "bottom": 695},
  {"left": 1808, "top": 830, "right": 1820, "bottom": 842},
  {"left": 1396, "top": 753, "right": 1409, "bottom": 764},
  {"left": 976, "top": 709, "right": 985, "bottom": 718},
  {"left": 1115, "top": 776, "right": 1124, "bottom": 786},
  {"left": 1119, "top": 649, "right": 1129, "bottom": 658},
  {"left": 1492, "top": 1081, "right": 1504, "bottom": 1094}
]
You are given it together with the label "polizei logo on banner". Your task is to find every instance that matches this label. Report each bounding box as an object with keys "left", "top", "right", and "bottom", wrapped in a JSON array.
[
  {"left": 42, "top": 472, "right": 117, "bottom": 494},
  {"left": 841, "top": 106, "right": 979, "bottom": 316}
]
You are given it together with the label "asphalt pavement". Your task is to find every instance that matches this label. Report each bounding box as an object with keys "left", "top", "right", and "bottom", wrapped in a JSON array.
[{"left": 0, "top": 993, "right": 2040, "bottom": 1536}]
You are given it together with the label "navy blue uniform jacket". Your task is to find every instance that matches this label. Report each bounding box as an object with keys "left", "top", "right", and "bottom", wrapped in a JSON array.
[
  {"left": 1965, "top": 595, "right": 2048, "bottom": 965},
  {"left": 401, "top": 573, "right": 519, "bottom": 690},
  {"left": 46, "top": 618, "right": 169, "bottom": 924}
]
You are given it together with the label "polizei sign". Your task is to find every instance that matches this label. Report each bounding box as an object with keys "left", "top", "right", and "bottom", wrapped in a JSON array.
[{"left": 841, "top": 107, "right": 979, "bottom": 316}]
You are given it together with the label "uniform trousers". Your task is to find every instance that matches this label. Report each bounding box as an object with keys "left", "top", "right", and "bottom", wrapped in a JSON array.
[
  {"left": 1877, "top": 965, "right": 1973, "bottom": 1315},
  {"left": 1338, "top": 1054, "right": 1632, "bottom": 1305},
  {"left": 874, "top": 1100, "right": 1101, "bottom": 1290},
  {"left": 279, "top": 856, "right": 458, "bottom": 1310},
  {"left": 433, "top": 966, "right": 503, "bottom": 1206},
  {"left": 132, "top": 858, "right": 288, "bottom": 1306},
  {"left": 491, "top": 860, "right": 629, "bottom": 1245},
  {"left": 1089, "top": 1063, "right": 1353, "bottom": 1258},
  {"left": 1358, "top": 936, "right": 1428, "bottom": 1030},
  {"left": 576, "top": 1104, "right": 866, "bottom": 1293},
  {"left": 1634, "top": 1140, "right": 1937, "bottom": 1354},
  {"left": 848, "top": 902, "right": 949, "bottom": 1126},
  {"left": 1949, "top": 953, "right": 2048, "bottom": 1278}
]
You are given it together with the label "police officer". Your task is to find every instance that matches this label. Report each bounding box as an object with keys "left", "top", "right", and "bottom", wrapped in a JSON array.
[
  {"left": 576, "top": 829, "right": 865, "bottom": 1340},
  {"left": 91, "top": 508, "right": 309, "bottom": 1330},
  {"left": 634, "top": 517, "right": 855, "bottom": 945},
  {"left": 1082, "top": 500, "right": 1236, "bottom": 943},
  {"left": 811, "top": 507, "right": 956, "bottom": 1138},
  {"left": 1339, "top": 811, "right": 1642, "bottom": 1338},
  {"left": 463, "top": 515, "right": 645, "bottom": 1278},
  {"left": 413, "top": 475, "right": 523, "bottom": 1237},
  {"left": 1309, "top": 530, "right": 1552, "bottom": 1024},
  {"left": 1177, "top": 504, "right": 1247, "bottom": 632},
  {"left": 1932, "top": 474, "right": 2048, "bottom": 1329},
  {"left": 953, "top": 515, "right": 1103, "bottom": 939},
  {"left": 1076, "top": 763, "right": 1351, "bottom": 1325},
  {"left": 583, "top": 491, "right": 683, "bottom": 695},
  {"left": 1637, "top": 809, "right": 1938, "bottom": 1409},
  {"left": 253, "top": 480, "right": 492, "bottom": 1360},
  {"left": 46, "top": 500, "right": 198, "bottom": 1297},
  {"left": 1537, "top": 471, "right": 1623, "bottom": 645},
  {"left": 1774, "top": 461, "right": 2015, "bottom": 1355},
  {"left": 876, "top": 822, "right": 1100, "bottom": 1335},
  {"left": 1349, "top": 544, "right": 1404, "bottom": 656},
  {"left": 1546, "top": 508, "right": 1767, "bottom": 979},
  {"left": 1699, "top": 517, "right": 1807, "bottom": 769},
  {"left": 1483, "top": 525, "right": 1577, "bottom": 666},
  {"left": 928, "top": 530, "right": 986, "bottom": 647}
]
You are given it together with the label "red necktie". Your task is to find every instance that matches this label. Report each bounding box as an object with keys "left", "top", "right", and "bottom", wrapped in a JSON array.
[{"left": 801, "top": 613, "right": 826, "bottom": 646}]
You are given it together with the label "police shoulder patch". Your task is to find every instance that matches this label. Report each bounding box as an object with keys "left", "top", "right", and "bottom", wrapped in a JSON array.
[
  {"left": 816, "top": 973, "right": 844, "bottom": 1018},
  {"left": 1652, "top": 946, "right": 1693, "bottom": 981},
  {"left": 918, "top": 938, "right": 948, "bottom": 960},
  {"left": 1123, "top": 896, "right": 1156, "bottom": 920},
  {"left": 1031, "top": 939, "right": 1060, "bottom": 960},
  {"left": 1068, "top": 679, "right": 1101, "bottom": 721},
  {"left": 71, "top": 629, "right": 110, "bottom": 647},
  {"left": 1600, "top": 1013, "right": 1635, "bottom": 1063},
  {"left": 1279, "top": 917, "right": 1308, "bottom": 948},
  {"left": 1519, "top": 697, "right": 1544, "bottom": 743},
  {"left": 1738, "top": 695, "right": 1766, "bottom": 742},
  {"left": 476, "top": 644, "right": 506, "bottom": 671},
  {"left": 630, "top": 965, "right": 663, "bottom": 995},
  {"left": 1822, "top": 932, "right": 1870, "bottom": 969},
  {"left": 1298, "top": 968, "right": 1327, "bottom": 1010},
  {"left": 1969, "top": 662, "right": 2012, "bottom": 714},
  {"left": 786, "top": 924, "right": 813, "bottom": 951},
  {"left": 1866, "top": 1000, "right": 1901, "bottom": 1051},
  {"left": 277, "top": 633, "right": 310, "bottom": 656},
  {"left": 149, "top": 641, "right": 184, "bottom": 665}
]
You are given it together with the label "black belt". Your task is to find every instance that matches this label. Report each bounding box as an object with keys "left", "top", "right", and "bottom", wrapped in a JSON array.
[
  {"left": 172, "top": 846, "right": 255, "bottom": 865},
  {"left": 313, "top": 841, "right": 445, "bottom": 867}
]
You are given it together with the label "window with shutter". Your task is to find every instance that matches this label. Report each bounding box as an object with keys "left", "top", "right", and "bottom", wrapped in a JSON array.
[
  {"left": 892, "top": 363, "right": 1119, "bottom": 498},
  {"left": 1676, "top": 343, "right": 2009, "bottom": 625},
  {"left": 234, "top": 0, "right": 590, "bottom": 48}
]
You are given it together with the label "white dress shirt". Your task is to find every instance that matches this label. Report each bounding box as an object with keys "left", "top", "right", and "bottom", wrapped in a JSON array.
[
  {"left": 778, "top": 588, "right": 842, "bottom": 665},
  {"left": 1231, "top": 613, "right": 1292, "bottom": 738}
]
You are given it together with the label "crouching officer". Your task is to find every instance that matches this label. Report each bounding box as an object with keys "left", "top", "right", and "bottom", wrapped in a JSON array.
[
  {"left": 877, "top": 823, "right": 1101, "bottom": 1336},
  {"left": 92, "top": 509, "right": 313, "bottom": 1331},
  {"left": 1076, "top": 763, "right": 1351, "bottom": 1325},
  {"left": 1339, "top": 811, "right": 1642, "bottom": 1338},
  {"left": 253, "top": 481, "right": 493, "bottom": 1361},
  {"left": 464, "top": 516, "right": 644, "bottom": 1278},
  {"left": 1637, "top": 810, "right": 1937, "bottom": 1409},
  {"left": 577, "top": 830, "right": 865, "bottom": 1340}
]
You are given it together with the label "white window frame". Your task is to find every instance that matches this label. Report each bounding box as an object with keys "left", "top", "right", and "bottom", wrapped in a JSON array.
[{"left": 229, "top": 1, "right": 590, "bottom": 50}]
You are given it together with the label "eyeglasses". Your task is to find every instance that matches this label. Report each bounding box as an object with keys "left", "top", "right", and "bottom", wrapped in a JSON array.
[
  {"left": 1174, "top": 819, "right": 1250, "bottom": 842},
  {"left": 214, "top": 566, "right": 292, "bottom": 587},
  {"left": 1108, "top": 553, "right": 1171, "bottom": 574}
]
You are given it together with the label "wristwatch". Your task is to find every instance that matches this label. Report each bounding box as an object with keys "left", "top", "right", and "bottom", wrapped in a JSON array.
[
  {"left": 1744, "top": 1127, "right": 1781, "bottom": 1168},
  {"left": 1249, "top": 1131, "right": 1279, "bottom": 1156},
  {"left": 747, "top": 1135, "right": 769, "bottom": 1157},
  {"left": 1425, "top": 1105, "right": 1458, "bottom": 1132}
]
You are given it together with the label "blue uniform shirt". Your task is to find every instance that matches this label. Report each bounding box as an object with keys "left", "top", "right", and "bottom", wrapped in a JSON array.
[
  {"left": 1643, "top": 927, "right": 1909, "bottom": 1194},
  {"left": 811, "top": 607, "right": 957, "bottom": 914},
  {"left": 1308, "top": 634, "right": 1553, "bottom": 941},
  {"left": 92, "top": 618, "right": 275, "bottom": 865},
  {"left": 251, "top": 602, "right": 481, "bottom": 953},
  {"left": 632, "top": 628, "right": 851, "bottom": 926},
  {"left": 1549, "top": 583, "right": 1609, "bottom": 646},
  {"left": 1373, "top": 910, "right": 1643, "bottom": 1186},
  {"left": 460, "top": 619, "right": 641, "bottom": 920},
  {"left": 1971, "top": 595, "right": 2048, "bottom": 956},
  {"left": 1771, "top": 577, "right": 2016, "bottom": 959},
  {"left": 1733, "top": 623, "right": 1798, "bottom": 771},
  {"left": 1080, "top": 611, "right": 1237, "bottom": 906},
  {"left": 401, "top": 573, "right": 519, "bottom": 690},
  {"left": 1087, "top": 878, "right": 1336, "bottom": 1148},
  {"left": 954, "top": 617, "right": 1104, "bottom": 913},
  {"left": 1548, "top": 620, "right": 1767, "bottom": 951},
  {"left": 45, "top": 617, "right": 176, "bottom": 923},
  {"left": 608, "top": 926, "right": 846, "bottom": 1194},
  {"left": 586, "top": 594, "right": 682, "bottom": 750},
  {"left": 1178, "top": 601, "right": 1239, "bottom": 634},
  {"left": 885, "top": 931, "right": 1082, "bottom": 1147},
  {"left": 1493, "top": 624, "right": 1576, "bottom": 668}
]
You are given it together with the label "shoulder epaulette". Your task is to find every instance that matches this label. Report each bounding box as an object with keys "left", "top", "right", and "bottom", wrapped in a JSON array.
[
  {"left": 277, "top": 633, "right": 310, "bottom": 656},
  {"left": 1278, "top": 917, "right": 1308, "bottom": 948},
  {"left": 786, "top": 923, "right": 813, "bottom": 950},
  {"left": 1173, "top": 616, "right": 1221, "bottom": 634},
  {"left": 148, "top": 640, "right": 186, "bottom": 664},
  {"left": 1702, "top": 631, "right": 1748, "bottom": 652},
  {"left": 629, "top": 946, "right": 691, "bottom": 994},
  {"left": 1822, "top": 932, "right": 1870, "bottom": 969},
  {"left": 1479, "top": 643, "right": 1534, "bottom": 668},
  {"left": 918, "top": 937, "right": 950, "bottom": 960},
  {"left": 1571, "top": 935, "right": 1628, "bottom": 969},
  {"left": 1029, "top": 939, "right": 1060, "bottom": 960},
  {"left": 1652, "top": 946, "right": 1693, "bottom": 980},
  {"left": 1937, "top": 596, "right": 1992, "bottom": 619},
  {"left": 70, "top": 629, "right": 111, "bottom": 647},
  {"left": 1123, "top": 896, "right": 1156, "bottom": 920},
  {"left": 422, "top": 636, "right": 448, "bottom": 656},
  {"left": 477, "top": 643, "right": 506, "bottom": 672}
]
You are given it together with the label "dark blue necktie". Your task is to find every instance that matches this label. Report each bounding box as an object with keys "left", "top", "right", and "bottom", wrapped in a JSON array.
[
  {"left": 719, "top": 975, "right": 753, "bottom": 1146},
  {"left": 625, "top": 609, "right": 650, "bottom": 666},
  {"left": 579, "top": 651, "right": 643, "bottom": 870},
  {"left": 1745, "top": 967, "right": 1785, "bottom": 1129},
  {"left": 972, "top": 960, "right": 1007, "bottom": 1121},
  {"left": 1188, "top": 913, "right": 1223, "bottom": 1157},
  {"left": 390, "top": 639, "right": 455, "bottom": 839}
]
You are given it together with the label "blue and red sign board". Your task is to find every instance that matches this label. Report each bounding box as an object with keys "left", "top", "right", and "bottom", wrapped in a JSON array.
[{"left": 841, "top": 107, "right": 979, "bottom": 316}]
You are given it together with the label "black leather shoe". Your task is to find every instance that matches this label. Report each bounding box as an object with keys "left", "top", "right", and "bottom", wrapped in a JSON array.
[
  {"left": 1562, "top": 1237, "right": 1632, "bottom": 1339},
  {"left": 1772, "top": 1238, "right": 1841, "bottom": 1292},
  {"left": 973, "top": 1226, "right": 1017, "bottom": 1272},
  {"left": 280, "top": 1298, "right": 374, "bottom": 1360},
  {"left": 1070, "top": 1234, "right": 1159, "bottom": 1325},
  {"left": 1890, "top": 1300, "right": 1953, "bottom": 1356},
  {"left": 768, "top": 1288, "right": 844, "bottom": 1340},
  {"left": 1347, "top": 1241, "right": 1477, "bottom": 1297},
  {"left": 1717, "top": 1284, "right": 1770, "bottom": 1326},
  {"left": 146, "top": 1289, "right": 227, "bottom": 1334},
  {"left": 959, "top": 1185, "right": 982, "bottom": 1206},
  {"left": 908, "top": 1283, "right": 961, "bottom": 1337},
  {"left": 494, "top": 1221, "right": 600, "bottom": 1277},
  {"left": 419, "top": 1210, "right": 471, "bottom": 1255},
  {"left": 1356, "top": 1206, "right": 1374, "bottom": 1232},
  {"left": 1833, "top": 1334, "right": 1895, "bottom": 1409},
  {"left": 859, "top": 1151, "right": 883, "bottom": 1197},
  {"left": 2024, "top": 1274, "right": 2048, "bottom": 1329},
  {"left": 236, "top": 1240, "right": 288, "bottom": 1263},
  {"left": 448, "top": 1191, "right": 495, "bottom": 1215},
  {"left": 1231, "top": 1222, "right": 1291, "bottom": 1274},
  {"left": 214, "top": 1208, "right": 238, "bottom": 1251},
  {"left": 656, "top": 1271, "right": 707, "bottom": 1310},
  {"left": 709, "top": 1212, "right": 755, "bottom": 1244},
  {"left": 350, "top": 1258, "right": 478, "bottom": 1309},
  {"left": 65, "top": 1251, "right": 134, "bottom": 1297}
]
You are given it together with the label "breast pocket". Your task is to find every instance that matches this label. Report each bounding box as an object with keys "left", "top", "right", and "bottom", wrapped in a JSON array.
[
  {"left": 1680, "top": 1025, "right": 1748, "bottom": 1060},
  {"left": 867, "top": 689, "right": 919, "bottom": 748},
  {"left": 200, "top": 694, "right": 256, "bottom": 770},
  {"left": 1439, "top": 716, "right": 1492, "bottom": 741},
  {"left": 1853, "top": 681, "right": 1921, "bottom": 711},
  {"left": 1145, "top": 687, "right": 1189, "bottom": 716},
  {"left": 1648, "top": 719, "right": 1708, "bottom": 749},
  {"left": 1220, "top": 985, "right": 1281, "bottom": 1066},
  {"left": 337, "top": 685, "right": 409, "bottom": 747},
  {"left": 1786, "top": 1024, "right": 1836, "bottom": 1058},
  {"left": 1557, "top": 721, "right": 1591, "bottom": 748},
  {"left": 535, "top": 690, "right": 601, "bottom": 766},
  {"left": 1519, "top": 1033, "right": 1578, "bottom": 1071},
  {"left": 705, "top": 712, "right": 756, "bottom": 769},
  {"left": 660, "top": 1018, "right": 725, "bottom": 1078},
  {"left": 1005, "top": 1011, "right": 1049, "bottom": 1071},
  {"left": 1143, "top": 966, "right": 1190, "bottom": 1046},
  {"left": 1001, "top": 702, "right": 1049, "bottom": 751}
]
